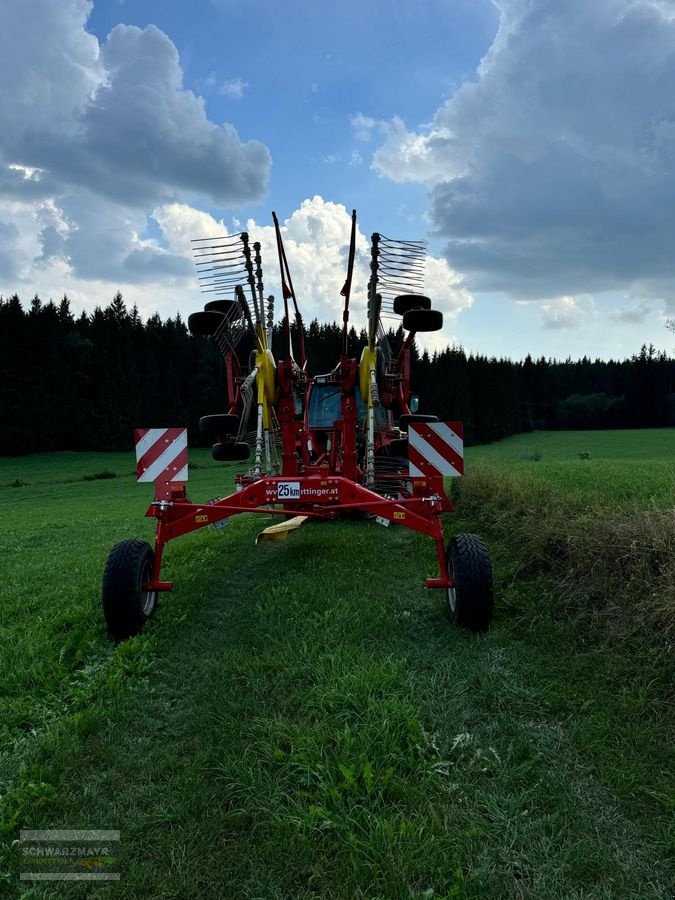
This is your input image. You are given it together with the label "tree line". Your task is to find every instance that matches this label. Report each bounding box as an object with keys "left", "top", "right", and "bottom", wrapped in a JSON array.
[{"left": 1, "top": 292, "right": 674, "bottom": 456}]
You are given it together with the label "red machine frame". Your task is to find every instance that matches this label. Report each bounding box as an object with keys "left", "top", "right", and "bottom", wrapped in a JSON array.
[
  {"left": 143, "top": 472, "right": 454, "bottom": 596},
  {"left": 105, "top": 208, "right": 489, "bottom": 641},
  {"left": 139, "top": 212, "right": 461, "bottom": 598}
]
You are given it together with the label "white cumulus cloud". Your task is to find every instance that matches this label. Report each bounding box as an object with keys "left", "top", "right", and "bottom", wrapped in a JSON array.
[
  {"left": 350, "top": 113, "right": 378, "bottom": 143},
  {"left": 218, "top": 78, "right": 249, "bottom": 100},
  {"left": 0, "top": 0, "right": 270, "bottom": 289},
  {"left": 540, "top": 296, "right": 583, "bottom": 330},
  {"left": 153, "top": 203, "right": 228, "bottom": 257},
  {"left": 369, "top": 0, "right": 675, "bottom": 310},
  {"left": 1, "top": 194, "right": 473, "bottom": 352},
  {"left": 0, "top": 1, "right": 269, "bottom": 209}
]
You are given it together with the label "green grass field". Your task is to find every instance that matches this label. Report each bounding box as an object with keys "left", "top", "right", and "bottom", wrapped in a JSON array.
[
  {"left": 468, "top": 428, "right": 675, "bottom": 506},
  {"left": 0, "top": 431, "right": 673, "bottom": 898}
]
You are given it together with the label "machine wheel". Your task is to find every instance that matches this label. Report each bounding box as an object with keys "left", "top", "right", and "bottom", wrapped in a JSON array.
[
  {"left": 446, "top": 534, "right": 494, "bottom": 633},
  {"left": 188, "top": 310, "right": 226, "bottom": 336},
  {"left": 402, "top": 309, "right": 443, "bottom": 332},
  {"left": 102, "top": 539, "right": 157, "bottom": 640},
  {"left": 393, "top": 294, "right": 431, "bottom": 315},
  {"left": 204, "top": 298, "right": 240, "bottom": 317},
  {"left": 399, "top": 413, "right": 439, "bottom": 433},
  {"left": 199, "top": 414, "right": 240, "bottom": 438},
  {"left": 212, "top": 441, "right": 250, "bottom": 461}
]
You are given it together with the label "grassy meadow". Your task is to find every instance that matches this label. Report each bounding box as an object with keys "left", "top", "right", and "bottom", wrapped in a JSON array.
[
  {"left": 469, "top": 428, "right": 675, "bottom": 505},
  {"left": 0, "top": 430, "right": 673, "bottom": 898}
]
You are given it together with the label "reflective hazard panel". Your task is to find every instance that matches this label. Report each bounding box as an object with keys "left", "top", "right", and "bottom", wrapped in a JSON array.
[
  {"left": 134, "top": 428, "right": 188, "bottom": 483},
  {"left": 408, "top": 422, "right": 464, "bottom": 478}
]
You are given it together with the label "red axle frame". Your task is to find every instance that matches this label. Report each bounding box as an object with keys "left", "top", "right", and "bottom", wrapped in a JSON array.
[{"left": 143, "top": 475, "right": 454, "bottom": 595}]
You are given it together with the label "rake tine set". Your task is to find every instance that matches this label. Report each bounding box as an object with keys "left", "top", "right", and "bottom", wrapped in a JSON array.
[
  {"left": 373, "top": 234, "right": 426, "bottom": 316},
  {"left": 189, "top": 232, "right": 271, "bottom": 355}
]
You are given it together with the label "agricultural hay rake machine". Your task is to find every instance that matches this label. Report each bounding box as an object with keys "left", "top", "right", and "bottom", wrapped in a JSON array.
[{"left": 102, "top": 210, "right": 494, "bottom": 640}]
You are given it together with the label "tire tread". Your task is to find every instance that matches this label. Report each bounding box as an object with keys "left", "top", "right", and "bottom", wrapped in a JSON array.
[
  {"left": 102, "top": 538, "right": 154, "bottom": 640},
  {"left": 199, "top": 413, "right": 240, "bottom": 438},
  {"left": 448, "top": 533, "right": 494, "bottom": 632}
]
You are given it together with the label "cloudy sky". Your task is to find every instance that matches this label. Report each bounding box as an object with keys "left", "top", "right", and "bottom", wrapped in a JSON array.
[{"left": 1, "top": 0, "right": 674, "bottom": 359}]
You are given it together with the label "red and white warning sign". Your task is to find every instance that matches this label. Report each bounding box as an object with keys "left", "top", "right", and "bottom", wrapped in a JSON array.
[
  {"left": 408, "top": 421, "right": 464, "bottom": 478},
  {"left": 134, "top": 428, "right": 188, "bottom": 483}
]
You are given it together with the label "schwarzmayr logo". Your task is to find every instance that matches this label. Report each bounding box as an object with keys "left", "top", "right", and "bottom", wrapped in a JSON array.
[{"left": 20, "top": 830, "right": 120, "bottom": 882}]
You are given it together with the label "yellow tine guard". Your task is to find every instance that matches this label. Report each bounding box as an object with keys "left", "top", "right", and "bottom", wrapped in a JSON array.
[{"left": 256, "top": 515, "right": 308, "bottom": 544}]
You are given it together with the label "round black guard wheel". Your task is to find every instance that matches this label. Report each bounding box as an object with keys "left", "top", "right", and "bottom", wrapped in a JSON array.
[
  {"left": 188, "top": 310, "right": 226, "bottom": 336},
  {"left": 393, "top": 294, "right": 432, "bottom": 315},
  {"left": 102, "top": 539, "right": 157, "bottom": 641},
  {"left": 399, "top": 413, "right": 439, "bottom": 433},
  {"left": 212, "top": 441, "right": 250, "bottom": 462},
  {"left": 446, "top": 533, "right": 494, "bottom": 633},
  {"left": 402, "top": 308, "right": 443, "bottom": 332},
  {"left": 199, "top": 414, "right": 240, "bottom": 439},
  {"left": 204, "top": 299, "right": 240, "bottom": 317}
]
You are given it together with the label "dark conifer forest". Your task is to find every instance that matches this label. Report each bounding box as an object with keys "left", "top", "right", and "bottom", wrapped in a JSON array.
[{"left": 1, "top": 292, "right": 674, "bottom": 455}]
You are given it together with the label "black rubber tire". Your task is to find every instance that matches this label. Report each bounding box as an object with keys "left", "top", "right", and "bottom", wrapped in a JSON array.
[
  {"left": 212, "top": 441, "right": 250, "bottom": 462},
  {"left": 188, "top": 310, "right": 226, "bottom": 336},
  {"left": 446, "top": 533, "right": 494, "bottom": 632},
  {"left": 199, "top": 414, "right": 240, "bottom": 438},
  {"left": 102, "top": 539, "right": 157, "bottom": 640},
  {"left": 393, "top": 294, "right": 431, "bottom": 315},
  {"left": 204, "top": 299, "right": 240, "bottom": 317},
  {"left": 399, "top": 413, "right": 439, "bottom": 433},
  {"left": 402, "top": 308, "right": 443, "bottom": 332}
]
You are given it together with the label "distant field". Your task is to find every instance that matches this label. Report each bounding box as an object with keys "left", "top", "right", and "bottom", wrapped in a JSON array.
[
  {"left": 467, "top": 427, "right": 675, "bottom": 505},
  {"left": 469, "top": 427, "right": 675, "bottom": 462},
  {"left": 0, "top": 432, "right": 673, "bottom": 898},
  {"left": 0, "top": 447, "right": 221, "bottom": 486}
]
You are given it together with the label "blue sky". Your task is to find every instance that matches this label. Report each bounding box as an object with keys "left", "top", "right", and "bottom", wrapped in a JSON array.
[
  {"left": 88, "top": 0, "right": 497, "bottom": 237},
  {"left": 1, "top": 0, "right": 674, "bottom": 360}
]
